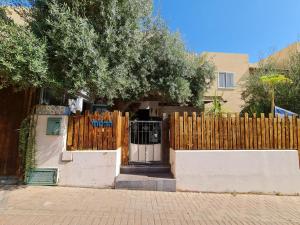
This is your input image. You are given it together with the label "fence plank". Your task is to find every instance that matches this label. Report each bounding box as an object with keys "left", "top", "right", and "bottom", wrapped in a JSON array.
[
  {"left": 249, "top": 118, "right": 253, "bottom": 150},
  {"left": 278, "top": 117, "right": 282, "bottom": 149},
  {"left": 192, "top": 112, "right": 197, "bottom": 149},
  {"left": 265, "top": 118, "right": 270, "bottom": 149},
  {"left": 236, "top": 115, "right": 241, "bottom": 149},
  {"left": 215, "top": 117, "right": 219, "bottom": 150},
  {"left": 269, "top": 114, "right": 274, "bottom": 149},
  {"left": 183, "top": 112, "right": 188, "bottom": 149},
  {"left": 228, "top": 115, "right": 232, "bottom": 150},
  {"left": 67, "top": 116, "right": 74, "bottom": 150},
  {"left": 197, "top": 116, "right": 201, "bottom": 150},
  {"left": 188, "top": 117, "right": 192, "bottom": 150},
  {"left": 257, "top": 118, "right": 261, "bottom": 149},
  {"left": 289, "top": 117, "right": 293, "bottom": 150},
  {"left": 253, "top": 114, "right": 257, "bottom": 149},
  {"left": 245, "top": 113, "right": 249, "bottom": 149},
  {"left": 180, "top": 117, "right": 184, "bottom": 149},
  {"left": 174, "top": 112, "right": 179, "bottom": 150}
]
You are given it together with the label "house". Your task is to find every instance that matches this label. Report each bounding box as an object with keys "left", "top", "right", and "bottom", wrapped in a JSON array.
[
  {"left": 203, "top": 42, "right": 300, "bottom": 113},
  {"left": 203, "top": 52, "right": 250, "bottom": 113}
]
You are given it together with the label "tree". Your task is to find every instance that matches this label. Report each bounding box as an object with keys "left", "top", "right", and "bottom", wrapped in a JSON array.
[
  {"left": 241, "top": 59, "right": 297, "bottom": 115},
  {"left": 0, "top": 7, "right": 49, "bottom": 90},
  {"left": 260, "top": 74, "right": 292, "bottom": 114},
  {"left": 1, "top": 1, "right": 215, "bottom": 107}
]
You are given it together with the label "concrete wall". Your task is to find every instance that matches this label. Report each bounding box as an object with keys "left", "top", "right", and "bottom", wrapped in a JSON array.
[
  {"left": 35, "top": 115, "right": 121, "bottom": 188},
  {"left": 170, "top": 149, "right": 300, "bottom": 194}
]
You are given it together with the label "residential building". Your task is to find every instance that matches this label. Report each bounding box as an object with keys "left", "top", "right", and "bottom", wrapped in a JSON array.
[{"left": 203, "top": 42, "right": 300, "bottom": 113}]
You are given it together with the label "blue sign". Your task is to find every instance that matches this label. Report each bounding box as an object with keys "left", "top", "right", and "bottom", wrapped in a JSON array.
[{"left": 91, "top": 120, "right": 113, "bottom": 127}]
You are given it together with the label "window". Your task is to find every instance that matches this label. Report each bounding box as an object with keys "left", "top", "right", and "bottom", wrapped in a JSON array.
[{"left": 218, "top": 72, "right": 234, "bottom": 88}]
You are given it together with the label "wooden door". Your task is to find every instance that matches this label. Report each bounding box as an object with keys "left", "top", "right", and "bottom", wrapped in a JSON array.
[{"left": 0, "top": 87, "right": 31, "bottom": 176}]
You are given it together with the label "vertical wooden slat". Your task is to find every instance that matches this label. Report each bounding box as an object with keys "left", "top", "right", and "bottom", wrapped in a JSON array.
[
  {"left": 278, "top": 117, "right": 282, "bottom": 149},
  {"left": 245, "top": 113, "right": 249, "bottom": 149},
  {"left": 183, "top": 112, "right": 188, "bottom": 149},
  {"left": 79, "top": 116, "right": 85, "bottom": 150},
  {"left": 293, "top": 115, "right": 298, "bottom": 149},
  {"left": 253, "top": 114, "right": 257, "bottom": 149},
  {"left": 269, "top": 113, "right": 274, "bottom": 149},
  {"left": 240, "top": 117, "right": 245, "bottom": 149},
  {"left": 282, "top": 117, "right": 285, "bottom": 149},
  {"left": 179, "top": 117, "right": 184, "bottom": 149},
  {"left": 174, "top": 112, "right": 179, "bottom": 150},
  {"left": 227, "top": 114, "right": 232, "bottom": 150},
  {"left": 112, "top": 111, "right": 118, "bottom": 149},
  {"left": 265, "top": 118, "right": 269, "bottom": 149},
  {"left": 83, "top": 111, "right": 89, "bottom": 149},
  {"left": 261, "top": 113, "right": 265, "bottom": 149},
  {"left": 236, "top": 114, "right": 241, "bottom": 149},
  {"left": 289, "top": 117, "right": 293, "bottom": 149},
  {"left": 285, "top": 116, "right": 290, "bottom": 149},
  {"left": 67, "top": 116, "right": 74, "bottom": 150},
  {"left": 192, "top": 112, "right": 197, "bottom": 149},
  {"left": 197, "top": 116, "right": 201, "bottom": 150},
  {"left": 206, "top": 116, "right": 211, "bottom": 149},
  {"left": 224, "top": 115, "right": 228, "bottom": 150},
  {"left": 201, "top": 113, "right": 205, "bottom": 149},
  {"left": 122, "top": 112, "right": 129, "bottom": 165},
  {"left": 249, "top": 118, "right": 253, "bottom": 150},
  {"left": 232, "top": 116, "right": 237, "bottom": 150},
  {"left": 73, "top": 116, "right": 79, "bottom": 150},
  {"left": 215, "top": 116, "right": 219, "bottom": 150},
  {"left": 107, "top": 113, "right": 113, "bottom": 149},
  {"left": 274, "top": 116, "right": 278, "bottom": 149},
  {"left": 96, "top": 112, "right": 103, "bottom": 150},
  {"left": 188, "top": 117, "right": 192, "bottom": 149},
  {"left": 257, "top": 118, "right": 261, "bottom": 149},
  {"left": 211, "top": 115, "right": 215, "bottom": 149}
]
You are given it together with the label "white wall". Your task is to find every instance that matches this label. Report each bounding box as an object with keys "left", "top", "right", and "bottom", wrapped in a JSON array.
[
  {"left": 59, "top": 150, "right": 121, "bottom": 188},
  {"left": 170, "top": 149, "right": 300, "bottom": 194},
  {"left": 35, "top": 115, "right": 121, "bottom": 188}
]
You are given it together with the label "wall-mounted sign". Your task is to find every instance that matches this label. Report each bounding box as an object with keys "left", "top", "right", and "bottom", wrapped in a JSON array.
[{"left": 91, "top": 120, "right": 113, "bottom": 127}]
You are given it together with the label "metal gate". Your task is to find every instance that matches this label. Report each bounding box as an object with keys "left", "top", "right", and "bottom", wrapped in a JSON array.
[{"left": 129, "top": 121, "right": 162, "bottom": 163}]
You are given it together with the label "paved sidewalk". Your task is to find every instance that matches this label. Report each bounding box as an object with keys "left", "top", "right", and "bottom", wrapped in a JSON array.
[{"left": 0, "top": 186, "right": 300, "bottom": 225}]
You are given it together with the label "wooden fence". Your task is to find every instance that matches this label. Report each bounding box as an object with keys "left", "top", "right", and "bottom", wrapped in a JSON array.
[
  {"left": 170, "top": 112, "right": 300, "bottom": 151},
  {"left": 67, "top": 111, "right": 129, "bottom": 165}
]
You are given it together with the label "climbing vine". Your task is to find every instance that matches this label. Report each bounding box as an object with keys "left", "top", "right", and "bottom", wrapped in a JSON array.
[{"left": 18, "top": 115, "right": 37, "bottom": 179}]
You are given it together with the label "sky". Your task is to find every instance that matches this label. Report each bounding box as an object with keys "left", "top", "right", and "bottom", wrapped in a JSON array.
[{"left": 154, "top": 0, "right": 300, "bottom": 62}]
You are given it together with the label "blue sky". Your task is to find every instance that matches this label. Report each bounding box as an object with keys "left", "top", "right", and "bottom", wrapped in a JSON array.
[{"left": 154, "top": 0, "right": 300, "bottom": 62}]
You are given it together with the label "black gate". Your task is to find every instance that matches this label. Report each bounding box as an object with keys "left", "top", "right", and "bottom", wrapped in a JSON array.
[{"left": 129, "top": 121, "right": 162, "bottom": 163}]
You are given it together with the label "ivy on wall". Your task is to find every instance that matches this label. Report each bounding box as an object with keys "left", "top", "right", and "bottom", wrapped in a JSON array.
[{"left": 18, "top": 115, "right": 37, "bottom": 179}]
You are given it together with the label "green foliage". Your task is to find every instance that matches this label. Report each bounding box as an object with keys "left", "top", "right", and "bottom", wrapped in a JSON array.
[
  {"left": 260, "top": 74, "right": 292, "bottom": 86},
  {"left": 0, "top": 11, "right": 49, "bottom": 90},
  {"left": 207, "top": 92, "right": 224, "bottom": 115},
  {"left": 1, "top": 1, "right": 215, "bottom": 106},
  {"left": 241, "top": 60, "right": 298, "bottom": 115},
  {"left": 19, "top": 115, "right": 37, "bottom": 178}
]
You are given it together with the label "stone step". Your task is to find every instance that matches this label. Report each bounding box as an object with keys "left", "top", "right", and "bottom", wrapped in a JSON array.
[
  {"left": 120, "top": 164, "right": 171, "bottom": 174},
  {"left": 115, "top": 173, "right": 176, "bottom": 192},
  {"left": 0, "top": 176, "right": 20, "bottom": 185}
]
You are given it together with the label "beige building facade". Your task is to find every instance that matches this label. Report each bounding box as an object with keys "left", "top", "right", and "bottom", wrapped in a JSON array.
[
  {"left": 203, "top": 42, "right": 300, "bottom": 113},
  {"left": 203, "top": 52, "right": 250, "bottom": 113}
]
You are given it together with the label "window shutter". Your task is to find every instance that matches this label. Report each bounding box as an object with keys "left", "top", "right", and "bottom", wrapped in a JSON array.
[
  {"left": 226, "top": 73, "right": 234, "bottom": 88},
  {"left": 219, "top": 73, "right": 226, "bottom": 88}
]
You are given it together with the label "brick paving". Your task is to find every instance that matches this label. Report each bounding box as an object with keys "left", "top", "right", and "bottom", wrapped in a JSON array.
[{"left": 0, "top": 186, "right": 300, "bottom": 225}]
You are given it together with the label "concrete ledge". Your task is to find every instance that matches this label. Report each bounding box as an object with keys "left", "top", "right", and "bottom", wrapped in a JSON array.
[{"left": 170, "top": 149, "right": 300, "bottom": 194}]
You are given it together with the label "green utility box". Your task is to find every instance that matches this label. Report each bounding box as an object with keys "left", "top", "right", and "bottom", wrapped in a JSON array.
[{"left": 46, "top": 117, "right": 62, "bottom": 135}]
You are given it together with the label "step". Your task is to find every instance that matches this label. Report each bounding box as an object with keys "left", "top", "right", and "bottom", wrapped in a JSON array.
[
  {"left": 120, "top": 164, "right": 171, "bottom": 174},
  {"left": 0, "top": 176, "right": 20, "bottom": 185},
  {"left": 115, "top": 173, "right": 176, "bottom": 192}
]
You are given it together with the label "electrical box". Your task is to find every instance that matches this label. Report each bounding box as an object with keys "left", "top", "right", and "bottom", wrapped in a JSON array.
[{"left": 46, "top": 117, "right": 62, "bottom": 135}]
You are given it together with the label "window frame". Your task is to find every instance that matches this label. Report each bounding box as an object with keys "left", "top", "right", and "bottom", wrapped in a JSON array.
[{"left": 217, "top": 72, "right": 235, "bottom": 89}]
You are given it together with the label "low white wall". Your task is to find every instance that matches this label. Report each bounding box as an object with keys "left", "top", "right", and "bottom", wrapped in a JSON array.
[
  {"left": 35, "top": 115, "right": 121, "bottom": 188},
  {"left": 170, "top": 149, "right": 300, "bottom": 194},
  {"left": 58, "top": 150, "right": 121, "bottom": 188}
]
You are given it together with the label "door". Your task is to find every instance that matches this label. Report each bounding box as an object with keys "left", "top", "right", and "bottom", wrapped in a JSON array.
[
  {"left": 129, "top": 121, "right": 162, "bottom": 163},
  {"left": 0, "top": 87, "right": 31, "bottom": 176}
]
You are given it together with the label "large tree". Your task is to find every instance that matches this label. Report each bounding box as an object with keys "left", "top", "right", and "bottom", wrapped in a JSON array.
[{"left": 0, "top": 0, "right": 215, "bottom": 107}]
